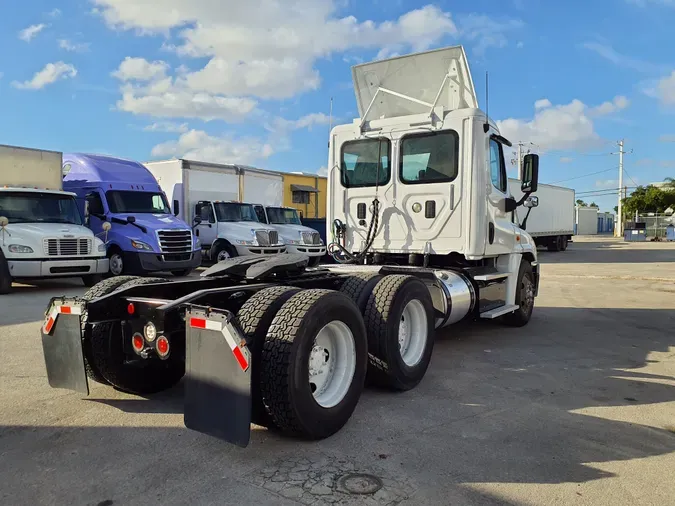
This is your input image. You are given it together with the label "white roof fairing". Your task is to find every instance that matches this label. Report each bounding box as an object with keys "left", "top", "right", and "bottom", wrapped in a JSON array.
[{"left": 351, "top": 45, "right": 478, "bottom": 122}]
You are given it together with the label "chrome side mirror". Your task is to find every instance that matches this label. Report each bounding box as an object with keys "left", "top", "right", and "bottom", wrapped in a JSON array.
[{"left": 524, "top": 196, "right": 539, "bottom": 208}]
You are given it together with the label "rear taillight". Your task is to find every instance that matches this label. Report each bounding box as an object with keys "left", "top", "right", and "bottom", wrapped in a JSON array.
[
  {"left": 132, "top": 333, "right": 144, "bottom": 353},
  {"left": 127, "top": 303, "right": 135, "bottom": 315},
  {"left": 156, "top": 336, "right": 170, "bottom": 358}
]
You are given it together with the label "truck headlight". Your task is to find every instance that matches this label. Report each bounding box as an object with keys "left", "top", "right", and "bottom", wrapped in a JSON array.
[
  {"left": 97, "top": 243, "right": 107, "bottom": 252},
  {"left": 235, "top": 240, "right": 255, "bottom": 245},
  {"left": 286, "top": 239, "right": 301, "bottom": 245},
  {"left": 131, "top": 239, "right": 153, "bottom": 251},
  {"left": 8, "top": 244, "right": 33, "bottom": 254}
]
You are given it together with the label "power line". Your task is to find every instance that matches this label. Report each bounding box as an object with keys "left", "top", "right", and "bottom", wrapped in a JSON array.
[
  {"left": 546, "top": 167, "right": 615, "bottom": 185},
  {"left": 576, "top": 186, "right": 638, "bottom": 196}
]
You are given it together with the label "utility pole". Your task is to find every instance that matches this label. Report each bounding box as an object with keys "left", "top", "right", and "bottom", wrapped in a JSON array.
[
  {"left": 617, "top": 139, "right": 624, "bottom": 238},
  {"left": 517, "top": 143, "right": 522, "bottom": 180}
]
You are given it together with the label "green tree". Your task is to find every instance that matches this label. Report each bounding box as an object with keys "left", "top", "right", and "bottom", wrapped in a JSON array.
[
  {"left": 589, "top": 202, "right": 599, "bottom": 208},
  {"left": 622, "top": 184, "right": 675, "bottom": 215},
  {"left": 576, "top": 199, "right": 587, "bottom": 207}
]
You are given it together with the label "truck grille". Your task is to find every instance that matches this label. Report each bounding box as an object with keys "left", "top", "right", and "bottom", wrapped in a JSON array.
[
  {"left": 44, "top": 238, "right": 91, "bottom": 256},
  {"left": 302, "top": 231, "right": 321, "bottom": 245},
  {"left": 157, "top": 230, "right": 193, "bottom": 254},
  {"left": 255, "top": 230, "right": 279, "bottom": 247}
]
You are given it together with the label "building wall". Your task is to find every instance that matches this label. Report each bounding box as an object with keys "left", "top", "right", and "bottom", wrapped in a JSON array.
[{"left": 282, "top": 173, "right": 327, "bottom": 219}]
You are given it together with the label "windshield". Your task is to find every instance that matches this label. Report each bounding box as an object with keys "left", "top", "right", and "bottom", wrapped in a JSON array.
[
  {"left": 0, "top": 192, "right": 83, "bottom": 225},
  {"left": 341, "top": 138, "right": 391, "bottom": 188},
  {"left": 106, "top": 191, "right": 170, "bottom": 214},
  {"left": 267, "top": 207, "right": 301, "bottom": 225},
  {"left": 214, "top": 202, "right": 259, "bottom": 222}
]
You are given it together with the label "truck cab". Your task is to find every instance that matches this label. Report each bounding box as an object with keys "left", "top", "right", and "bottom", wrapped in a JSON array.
[
  {"left": 62, "top": 154, "right": 201, "bottom": 277},
  {"left": 193, "top": 201, "right": 286, "bottom": 262},
  {"left": 0, "top": 145, "right": 109, "bottom": 293},
  {"left": 252, "top": 204, "right": 326, "bottom": 266}
]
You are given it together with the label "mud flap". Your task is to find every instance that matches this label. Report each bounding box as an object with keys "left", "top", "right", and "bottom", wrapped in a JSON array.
[
  {"left": 184, "top": 307, "right": 252, "bottom": 447},
  {"left": 40, "top": 299, "right": 89, "bottom": 395}
]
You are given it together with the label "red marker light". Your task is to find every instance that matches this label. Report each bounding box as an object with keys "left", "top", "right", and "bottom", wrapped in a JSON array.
[
  {"left": 156, "top": 336, "right": 170, "bottom": 357},
  {"left": 127, "top": 303, "right": 135, "bottom": 315},
  {"left": 132, "top": 333, "right": 144, "bottom": 353}
]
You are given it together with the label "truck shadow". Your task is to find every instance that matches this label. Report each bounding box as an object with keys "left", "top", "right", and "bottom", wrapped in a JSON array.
[
  {"left": 4, "top": 306, "right": 669, "bottom": 504},
  {"left": 538, "top": 241, "right": 675, "bottom": 264}
]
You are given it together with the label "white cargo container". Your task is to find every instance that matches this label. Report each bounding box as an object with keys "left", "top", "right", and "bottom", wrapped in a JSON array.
[
  {"left": 575, "top": 206, "right": 598, "bottom": 235},
  {"left": 509, "top": 178, "right": 575, "bottom": 252},
  {"left": 0, "top": 144, "right": 108, "bottom": 293},
  {"left": 241, "top": 167, "right": 283, "bottom": 206},
  {"left": 144, "top": 159, "right": 285, "bottom": 261}
]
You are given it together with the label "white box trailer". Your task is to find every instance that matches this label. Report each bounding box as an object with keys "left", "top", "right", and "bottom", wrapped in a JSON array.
[
  {"left": 575, "top": 206, "right": 598, "bottom": 235},
  {"left": 144, "top": 159, "right": 285, "bottom": 261},
  {"left": 241, "top": 167, "right": 283, "bottom": 206},
  {"left": 509, "top": 178, "right": 575, "bottom": 252},
  {"left": 0, "top": 144, "right": 108, "bottom": 293}
]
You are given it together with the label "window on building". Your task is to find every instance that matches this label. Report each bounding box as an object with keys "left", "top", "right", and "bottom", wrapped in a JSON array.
[{"left": 292, "top": 191, "right": 310, "bottom": 204}]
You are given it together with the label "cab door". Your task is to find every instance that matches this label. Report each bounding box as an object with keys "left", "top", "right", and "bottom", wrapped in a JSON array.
[
  {"left": 484, "top": 136, "right": 516, "bottom": 256},
  {"left": 194, "top": 201, "right": 217, "bottom": 252}
]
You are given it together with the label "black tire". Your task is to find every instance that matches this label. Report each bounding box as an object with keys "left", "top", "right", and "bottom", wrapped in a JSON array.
[
  {"left": 501, "top": 260, "right": 535, "bottom": 327},
  {"left": 82, "top": 274, "right": 104, "bottom": 287},
  {"left": 89, "top": 277, "right": 184, "bottom": 395},
  {"left": 107, "top": 246, "right": 126, "bottom": 276},
  {"left": 81, "top": 275, "right": 139, "bottom": 385},
  {"left": 547, "top": 236, "right": 562, "bottom": 252},
  {"left": 561, "top": 236, "right": 569, "bottom": 251},
  {"left": 236, "top": 286, "right": 302, "bottom": 427},
  {"left": 307, "top": 256, "right": 321, "bottom": 267},
  {"left": 363, "top": 275, "right": 435, "bottom": 391},
  {"left": 212, "top": 241, "right": 238, "bottom": 262},
  {"left": 339, "top": 272, "right": 383, "bottom": 313},
  {"left": 171, "top": 269, "right": 192, "bottom": 277},
  {"left": 0, "top": 252, "right": 12, "bottom": 294},
  {"left": 260, "top": 289, "right": 367, "bottom": 439}
]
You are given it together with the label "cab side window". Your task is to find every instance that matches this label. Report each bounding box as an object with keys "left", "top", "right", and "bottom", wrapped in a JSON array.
[
  {"left": 196, "top": 202, "right": 215, "bottom": 223},
  {"left": 489, "top": 139, "right": 507, "bottom": 193},
  {"left": 85, "top": 192, "right": 105, "bottom": 216}
]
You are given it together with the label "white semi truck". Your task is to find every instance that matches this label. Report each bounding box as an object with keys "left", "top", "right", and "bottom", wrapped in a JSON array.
[
  {"left": 39, "top": 45, "right": 542, "bottom": 447},
  {"left": 252, "top": 204, "right": 326, "bottom": 266},
  {"left": 144, "top": 159, "right": 286, "bottom": 261},
  {"left": 509, "top": 178, "right": 574, "bottom": 252},
  {"left": 0, "top": 144, "right": 109, "bottom": 293}
]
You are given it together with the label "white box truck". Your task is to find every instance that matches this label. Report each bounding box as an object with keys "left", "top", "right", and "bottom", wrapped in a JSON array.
[
  {"left": 509, "top": 178, "right": 575, "bottom": 251},
  {"left": 144, "top": 159, "right": 286, "bottom": 262},
  {"left": 0, "top": 144, "right": 109, "bottom": 293}
]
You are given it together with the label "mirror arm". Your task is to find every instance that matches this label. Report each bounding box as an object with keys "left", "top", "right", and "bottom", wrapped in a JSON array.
[{"left": 521, "top": 207, "right": 534, "bottom": 231}]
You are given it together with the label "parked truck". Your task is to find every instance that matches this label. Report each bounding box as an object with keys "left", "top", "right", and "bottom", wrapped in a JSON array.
[
  {"left": 252, "top": 204, "right": 326, "bottom": 266},
  {"left": 39, "top": 45, "right": 542, "bottom": 448},
  {"left": 509, "top": 178, "right": 574, "bottom": 251},
  {"left": 0, "top": 144, "right": 109, "bottom": 293},
  {"left": 62, "top": 154, "right": 201, "bottom": 276},
  {"left": 144, "top": 159, "right": 286, "bottom": 262}
]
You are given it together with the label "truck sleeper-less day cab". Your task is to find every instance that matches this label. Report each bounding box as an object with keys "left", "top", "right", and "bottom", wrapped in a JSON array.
[
  {"left": 39, "top": 46, "right": 541, "bottom": 448},
  {"left": 253, "top": 205, "right": 326, "bottom": 266},
  {"left": 143, "top": 159, "right": 285, "bottom": 262},
  {"left": 0, "top": 145, "right": 108, "bottom": 294},
  {"left": 62, "top": 154, "right": 201, "bottom": 277}
]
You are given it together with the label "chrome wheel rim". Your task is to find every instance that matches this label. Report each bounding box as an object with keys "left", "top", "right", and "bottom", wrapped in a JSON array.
[
  {"left": 109, "top": 253, "right": 123, "bottom": 276},
  {"left": 398, "top": 299, "right": 427, "bottom": 367}
]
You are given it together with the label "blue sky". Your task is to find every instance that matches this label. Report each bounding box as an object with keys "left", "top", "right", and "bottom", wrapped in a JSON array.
[{"left": 1, "top": 0, "right": 674, "bottom": 212}]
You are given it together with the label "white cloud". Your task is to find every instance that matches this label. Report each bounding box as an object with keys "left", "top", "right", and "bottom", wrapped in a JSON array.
[
  {"left": 48, "top": 8, "right": 62, "bottom": 18},
  {"left": 659, "top": 134, "right": 675, "bottom": 142},
  {"left": 582, "top": 42, "right": 667, "bottom": 74},
  {"left": 595, "top": 179, "right": 620, "bottom": 189},
  {"left": 516, "top": 41, "right": 524, "bottom": 49},
  {"left": 19, "top": 24, "right": 47, "bottom": 42},
  {"left": 112, "top": 57, "right": 169, "bottom": 81},
  {"left": 497, "top": 96, "right": 626, "bottom": 152},
  {"left": 93, "top": 1, "right": 520, "bottom": 120},
  {"left": 317, "top": 166, "right": 328, "bottom": 176},
  {"left": 143, "top": 122, "right": 189, "bottom": 133},
  {"left": 653, "top": 71, "right": 675, "bottom": 106},
  {"left": 559, "top": 156, "right": 574, "bottom": 163},
  {"left": 590, "top": 95, "right": 630, "bottom": 116},
  {"left": 12, "top": 62, "right": 77, "bottom": 90},
  {"left": 151, "top": 129, "right": 274, "bottom": 164},
  {"left": 59, "top": 39, "right": 91, "bottom": 52},
  {"left": 457, "top": 14, "right": 523, "bottom": 55},
  {"left": 272, "top": 113, "right": 330, "bottom": 131}
]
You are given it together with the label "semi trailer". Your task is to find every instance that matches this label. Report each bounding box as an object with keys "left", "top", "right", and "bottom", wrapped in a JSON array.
[
  {"left": 39, "top": 45, "right": 541, "bottom": 447},
  {"left": 0, "top": 144, "right": 109, "bottom": 293},
  {"left": 509, "top": 178, "right": 574, "bottom": 252},
  {"left": 144, "top": 159, "right": 286, "bottom": 261}
]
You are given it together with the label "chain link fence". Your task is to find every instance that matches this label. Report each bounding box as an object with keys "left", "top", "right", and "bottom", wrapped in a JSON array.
[{"left": 626, "top": 213, "right": 675, "bottom": 238}]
